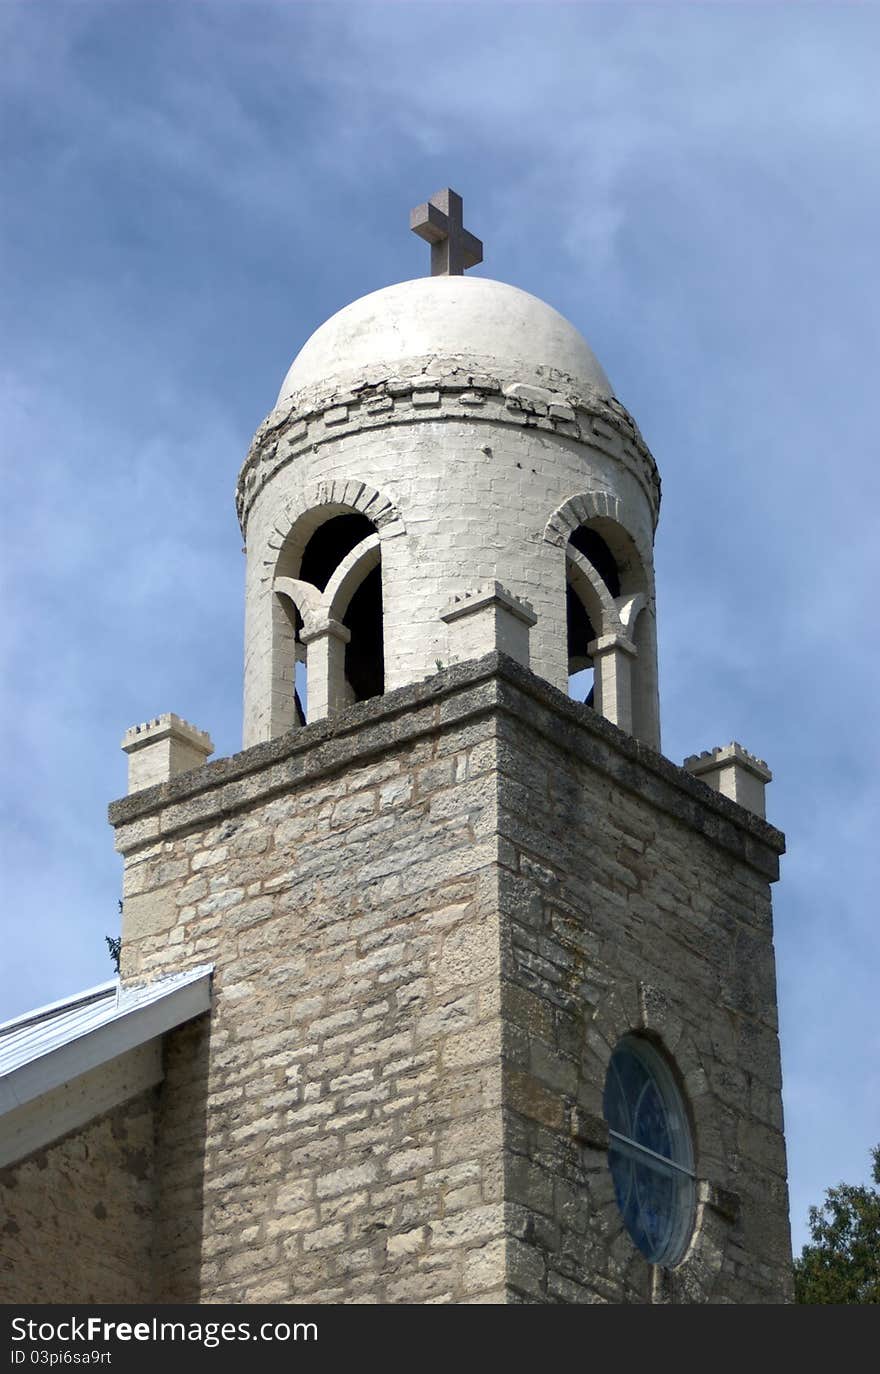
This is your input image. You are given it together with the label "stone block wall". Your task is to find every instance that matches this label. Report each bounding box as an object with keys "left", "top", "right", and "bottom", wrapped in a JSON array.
[
  {"left": 0, "top": 1090, "right": 155, "bottom": 1303},
  {"left": 116, "top": 674, "right": 509, "bottom": 1303},
  {"left": 110, "top": 654, "right": 791, "bottom": 1303},
  {"left": 491, "top": 675, "right": 791, "bottom": 1303},
  {"left": 239, "top": 362, "right": 661, "bottom": 749}
]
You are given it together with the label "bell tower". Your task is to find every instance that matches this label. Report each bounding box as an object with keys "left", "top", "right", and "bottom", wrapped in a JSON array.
[
  {"left": 110, "top": 191, "right": 792, "bottom": 1303},
  {"left": 240, "top": 189, "right": 660, "bottom": 753}
]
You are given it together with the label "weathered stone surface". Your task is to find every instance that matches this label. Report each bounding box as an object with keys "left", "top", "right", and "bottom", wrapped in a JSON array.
[
  {"left": 494, "top": 679, "right": 790, "bottom": 1303},
  {"left": 96, "top": 659, "right": 793, "bottom": 1303},
  {"left": 0, "top": 1093, "right": 155, "bottom": 1303},
  {"left": 237, "top": 275, "right": 662, "bottom": 751}
]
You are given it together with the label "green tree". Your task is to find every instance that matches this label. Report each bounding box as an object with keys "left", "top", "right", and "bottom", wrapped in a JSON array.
[
  {"left": 105, "top": 900, "right": 123, "bottom": 974},
  {"left": 794, "top": 1146, "right": 880, "bottom": 1303}
]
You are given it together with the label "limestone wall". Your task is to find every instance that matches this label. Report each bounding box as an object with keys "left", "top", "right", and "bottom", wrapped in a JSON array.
[
  {"left": 492, "top": 675, "right": 792, "bottom": 1303},
  {"left": 0, "top": 1090, "right": 155, "bottom": 1304},
  {"left": 117, "top": 674, "right": 508, "bottom": 1303},
  {"left": 111, "top": 654, "right": 790, "bottom": 1304}
]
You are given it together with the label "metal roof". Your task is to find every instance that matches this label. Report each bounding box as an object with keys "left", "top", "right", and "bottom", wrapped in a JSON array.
[{"left": 0, "top": 965, "right": 213, "bottom": 1115}]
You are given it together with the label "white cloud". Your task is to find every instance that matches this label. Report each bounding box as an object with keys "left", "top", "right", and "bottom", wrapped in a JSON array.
[{"left": 2, "top": 0, "right": 878, "bottom": 1255}]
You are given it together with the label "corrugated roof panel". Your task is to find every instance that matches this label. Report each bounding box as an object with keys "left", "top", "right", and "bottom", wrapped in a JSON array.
[
  {"left": 0, "top": 966, "right": 213, "bottom": 1080},
  {"left": 0, "top": 979, "right": 117, "bottom": 1036}
]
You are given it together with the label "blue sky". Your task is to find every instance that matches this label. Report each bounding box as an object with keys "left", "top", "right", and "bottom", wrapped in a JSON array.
[{"left": 1, "top": 1, "right": 878, "bottom": 1256}]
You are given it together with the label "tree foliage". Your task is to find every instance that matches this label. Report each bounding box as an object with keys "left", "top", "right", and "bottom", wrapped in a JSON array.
[
  {"left": 105, "top": 900, "right": 122, "bottom": 974},
  {"left": 105, "top": 934, "right": 122, "bottom": 974},
  {"left": 794, "top": 1146, "right": 880, "bottom": 1303}
]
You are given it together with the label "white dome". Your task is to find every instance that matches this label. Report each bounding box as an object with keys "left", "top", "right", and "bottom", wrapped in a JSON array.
[{"left": 277, "top": 276, "right": 612, "bottom": 403}]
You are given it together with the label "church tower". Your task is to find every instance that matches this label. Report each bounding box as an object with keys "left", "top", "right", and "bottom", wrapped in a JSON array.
[
  {"left": 239, "top": 188, "right": 661, "bottom": 757},
  {"left": 3, "top": 191, "right": 791, "bottom": 1304}
]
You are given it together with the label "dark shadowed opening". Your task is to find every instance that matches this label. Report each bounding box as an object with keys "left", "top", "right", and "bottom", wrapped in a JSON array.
[
  {"left": 570, "top": 525, "right": 621, "bottom": 597},
  {"left": 567, "top": 582, "right": 595, "bottom": 705},
  {"left": 344, "top": 563, "right": 384, "bottom": 702},
  {"left": 299, "top": 513, "right": 375, "bottom": 592}
]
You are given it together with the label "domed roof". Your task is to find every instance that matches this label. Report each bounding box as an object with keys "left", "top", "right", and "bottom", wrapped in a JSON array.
[{"left": 277, "top": 276, "right": 612, "bottom": 404}]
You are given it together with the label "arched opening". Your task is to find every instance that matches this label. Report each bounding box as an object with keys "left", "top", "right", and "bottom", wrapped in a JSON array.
[
  {"left": 274, "top": 509, "right": 384, "bottom": 725},
  {"left": 299, "top": 513, "right": 375, "bottom": 591},
  {"left": 566, "top": 583, "right": 596, "bottom": 705},
  {"left": 342, "top": 562, "right": 384, "bottom": 702},
  {"left": 570, "top": 525, "right": 620, "bottom": 597},
  {"left": 544, "top": 496, "right": 659, "bottom": 745},
  {"left": 566, "top": 526, "right": 621, "bottom": 706}
]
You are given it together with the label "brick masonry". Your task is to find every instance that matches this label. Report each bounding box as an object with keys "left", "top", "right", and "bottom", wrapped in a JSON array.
[
  {"left": 240, "top": 349, "right": 662, "bottom": 751},
  {"left": 101, "top": 654, "right": 791, "bottom": 1303}
]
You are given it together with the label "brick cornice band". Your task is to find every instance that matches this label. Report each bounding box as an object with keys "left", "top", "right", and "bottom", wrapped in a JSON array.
[{"left": 236, "top": 362, "right": 660, "bottom": 532}]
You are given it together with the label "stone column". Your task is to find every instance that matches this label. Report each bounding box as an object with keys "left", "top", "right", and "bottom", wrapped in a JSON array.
[
  {"left": 587, "top": 633, "right": 636, "bottom": 735},
  {"left": 300, "top": 619, "right": 351, "bottom": 720}
]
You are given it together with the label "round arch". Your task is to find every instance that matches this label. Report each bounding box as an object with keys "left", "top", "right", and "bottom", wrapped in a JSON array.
[
  {"left": 270, "top": 479, "right": 405, "bottom": 582},
  {"left": 544, "top": 491, "right": 652, "bottom": 598}
]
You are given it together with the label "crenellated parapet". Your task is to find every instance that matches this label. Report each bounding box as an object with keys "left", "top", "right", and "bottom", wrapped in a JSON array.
[
  {"left": 121, "top": 714, "right": 214, "bottom": 795},
  {"left": 684, "top": 742, "right": 773, "bottom": 818}
]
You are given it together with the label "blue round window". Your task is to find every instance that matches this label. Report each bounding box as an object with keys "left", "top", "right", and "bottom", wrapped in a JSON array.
[{"left": 603, "top": 1036, "right": 696, "bottom": 1265}]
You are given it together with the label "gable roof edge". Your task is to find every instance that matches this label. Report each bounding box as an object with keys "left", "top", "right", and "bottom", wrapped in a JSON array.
[{"left": 0, "top": 966, "right": 213, "bottom": 1117}]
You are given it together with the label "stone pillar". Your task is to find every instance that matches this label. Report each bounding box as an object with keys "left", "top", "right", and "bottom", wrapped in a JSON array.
[
  {"left": 588, "top": 633, "right": 636, "bottom": 735},
  {"left": 300, "top": 619, "right": 351, "bottom": 721},
  {"left": 683, "top": 743, "right": 772, "bottom": 818},
  {"left": 121, "top": 715, "right": 214, "bottom": 794},
  {"left": 441, "top": 582, "right": 537, "bottom": 669}
]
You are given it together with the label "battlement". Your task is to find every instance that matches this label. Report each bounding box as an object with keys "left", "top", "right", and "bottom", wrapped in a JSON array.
[
  {"left": 121, "top": 713, "right": 214, "bottom": 794},
  {"left": 683, "top": 741, "right": 772, "bottom": 818},
  {"left": 441, "top": 581, "right": 537, "bottom": 668},
  {"left": 106, "top": 653, "right": 788, "bottom": 1304}
]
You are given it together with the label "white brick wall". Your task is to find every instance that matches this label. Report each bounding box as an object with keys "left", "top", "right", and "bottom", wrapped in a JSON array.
[{"left": 240, "top": 326, "right": 661, "bottom": 752}]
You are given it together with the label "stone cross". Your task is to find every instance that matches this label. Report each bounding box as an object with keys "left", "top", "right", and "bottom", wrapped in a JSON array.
[{"left": 410, "top": 188, "right": 483, "bottom": 276}]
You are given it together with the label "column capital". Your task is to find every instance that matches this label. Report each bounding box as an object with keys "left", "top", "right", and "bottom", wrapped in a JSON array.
[
  {"left": 300, "top": 618, "right": 352, "bottom": 646},
  {"left": 587, "top": 633, "right": 636, "bottom": 658}
]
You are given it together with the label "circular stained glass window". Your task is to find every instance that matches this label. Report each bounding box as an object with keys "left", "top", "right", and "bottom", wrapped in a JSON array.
[{"left": 603, "top": 1035, "right": 696, "bottom": 1266}]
